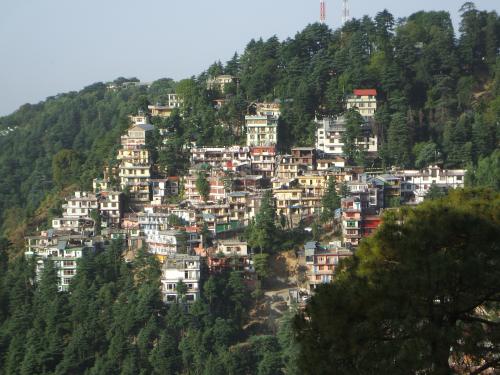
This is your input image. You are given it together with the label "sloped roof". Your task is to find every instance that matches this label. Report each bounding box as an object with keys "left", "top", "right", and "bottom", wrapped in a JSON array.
[{"left": 353, "top": 89, "right": 377, "bottom": 96}]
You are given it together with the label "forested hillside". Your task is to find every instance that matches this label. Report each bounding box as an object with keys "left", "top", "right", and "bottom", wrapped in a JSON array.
[
  {"left": 1, "top": 4, "right": 500, "bottom": 244},
  {"left": 0, "top": 2, "right": 499, "bottom": 374}
]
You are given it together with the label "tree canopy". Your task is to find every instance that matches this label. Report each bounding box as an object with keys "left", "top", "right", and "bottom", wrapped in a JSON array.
[{"left": 295, "top": 189, "right": 500, "bottom": 374}]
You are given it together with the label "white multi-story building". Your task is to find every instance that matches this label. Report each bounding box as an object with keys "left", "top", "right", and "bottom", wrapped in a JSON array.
[
  {"left": 98, "top": 191, "right": 122, "bottom": 228},
  {"left": 190, "top": 146, "right": 251, "bottom": 170},
  {"left": 62, "top": 191, "right": 98, "bottom": 219},
  {"left": 25, "top": 232, "right": 99, "bottom": 292},
  {"left": 393, "top": 165, "right": 466, "bottom": 203},
  {"left": 161, "top": 254, "right": 201, "bottom": 304},
  {"left": 316, "top": 89, "right": 378, "bottom": 158},
  {"left": 51, "top": 217, "right": 95, "bottom": 236},
  {"left": 151, "top": 178, "right": 180, "bottom": 205},
  {"left": 145, "top": 229, "right": 185, "bottom": 256},
  {"left": 246, "top": 115, "right": 278, "bottom": 147},
  {"left": 138, "top": 209, "right": 170, "bottom": 233},
  {"left": 346, "top": 89, "right": 377, "bottom": 119},
  {"left": 316, "top": 116, "right": 379, "bottom": 157}
]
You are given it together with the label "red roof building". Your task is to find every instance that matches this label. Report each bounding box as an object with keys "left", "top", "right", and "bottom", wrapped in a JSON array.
[{"left": 353, "top": 89, "right": 377, "bottom": 97}]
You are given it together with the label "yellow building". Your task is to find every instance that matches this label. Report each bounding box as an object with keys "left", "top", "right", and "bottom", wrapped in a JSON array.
[{"left": 117, "top": 119, "right": 155, "bottom": 209}]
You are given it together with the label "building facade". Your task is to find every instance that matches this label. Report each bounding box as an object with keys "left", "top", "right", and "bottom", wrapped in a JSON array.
[
  {"left": 246, "top": 115, "right": 278, "bottom": 147},
  {"left": 161, "top": 254, "right": 201, "bottom": 304}
]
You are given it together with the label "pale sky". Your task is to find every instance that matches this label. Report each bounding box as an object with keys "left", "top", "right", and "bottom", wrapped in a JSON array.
[{"left": 0, "top": 0, "right": 498, "bottom": 116}]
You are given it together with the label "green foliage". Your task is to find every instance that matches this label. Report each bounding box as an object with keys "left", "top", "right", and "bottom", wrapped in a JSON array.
[
  {"left": 0, "top": 7, "right": 499, "bottom": 371},
  {"left": 341, "top": 109, "right": 365, "bottom": 163},
  {"left": 196, "top": 171, "right": 210, "bottom": 202},
  {"left": 253, "top": 253, "right": 270, "bottom": 280},
  {"left": 247, "top": 191, "right": 278, "bottom": 253},
  {"left": 413, "top": 141, "right": 439, "bottom": 169},
  {"left": 0, "top": 239, "right": 286, "bottom": 374},
  {"left": 425, "top": 183, "right": 446, "bottom": 200},
  {"left": 295, "top": 189, "right": 500, "bottom": 374},
  {"left": 51, "top": 149, "right": 81, "bottom": 188},
  {"left": 385, "top": 112, "right": 412, "bottom": 167},
  {"left": 466, "top": 149, "right": 500, "bottom": 190},
  {"left": 321, "top": 178, "right": 340, "bottom": 223}
]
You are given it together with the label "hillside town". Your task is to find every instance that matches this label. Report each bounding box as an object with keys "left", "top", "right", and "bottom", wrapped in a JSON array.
[{"left": 25, "top": 78, "right": 466, "bottom": 302}]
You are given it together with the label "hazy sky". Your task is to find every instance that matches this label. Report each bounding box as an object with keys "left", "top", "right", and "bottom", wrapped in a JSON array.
[{"left": 0, "top": 0, "right": 498, "bottom": 116}]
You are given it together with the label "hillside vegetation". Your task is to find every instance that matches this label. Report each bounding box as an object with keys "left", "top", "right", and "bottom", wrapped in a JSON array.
[
  {"left": 1, "top": 4, "right": 500, "bottom": 243},
  {"left": 0, "top": 3, "right": 499, "bottom": 375}
]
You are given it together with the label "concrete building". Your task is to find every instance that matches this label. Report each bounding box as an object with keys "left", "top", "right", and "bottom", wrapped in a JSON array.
[
  {"left": 276, "top": 155, "right": 303, "bottom": 179},
  {"left": 117, "top": 117, "right": 155, "bottom": 209},
  {"left": 148, "top": 94, "right": 182, "bottom": 118},
  {"left": 341, "top": 197, "right": 363, "bottom": 247},
  {"left": 207, "top": 75, "right": 238, "bottom": 93},
  {"left": 315, "top": 116, "right": 379, "bottom": 157},
  {"left": 341, "top": 196, "right": 383, "bottom": 248},
  {"left": 204, "top": 240, "right": 251, "bottom": 273},
  {"left": 51, "top": 217, "right": 95, "bottom": 237},
  {"left": 346, "top": 89, "right": 377, "bottom": 119},
  {"left": 316, "top": 157, "right": 346, "bottom": 171},
  {"left": 184, "top": 174, "right": 227, "bottom": 203},
  {"left": 151, "top": 178, "right": 179, "bottom": 205},
  {"left": 190, "top": 146, "right": 251, "bottom": 170},
  {"left": 291, "top": 147, "right": 316, "bottom": 170},
  {"left": 25, "top": 231, "right": 100, "bottom": 292},
  {"left": 161, "top": 254, "right": 201, "bottom": 304},
  {"left": 393, "top": 165, "right": 466, "bottom": 203},
  {"left": 254, "top": 102, "right": 281, "bottom": 118},
  {"left": 246, "top": 115, "right": 278, "bottom": 147},
  {"left": 62, "top": 191, "right": 98, "bottom": 220},
  {"left": 98, "top": 191, "right": 123, "bottom": 228},
  {"left": 145, "top": 229, "right": 185, "bottom": 258},
  {"left": 304, "top": 241, "right": 353, "bottom": 291},
  {"left": 250, "top": 146, "right": 277, "bottom": 177}
]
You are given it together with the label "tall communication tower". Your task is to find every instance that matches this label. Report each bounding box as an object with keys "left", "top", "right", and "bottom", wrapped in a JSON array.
[
  {"left": 342, "top": 0, "right": 351, "bottom": 26},
  {"left": 320, "top": 0, "right": 326, "bottom": 23}
]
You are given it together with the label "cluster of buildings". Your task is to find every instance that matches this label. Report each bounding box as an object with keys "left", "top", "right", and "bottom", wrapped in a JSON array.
[{"left": 25, "top": 81, "right": 467, "bottom": 300}]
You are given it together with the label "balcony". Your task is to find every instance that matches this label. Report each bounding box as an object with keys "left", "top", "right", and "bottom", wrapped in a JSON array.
[{"left": 344, "top": 232, "right": 361, "bottom": 239}]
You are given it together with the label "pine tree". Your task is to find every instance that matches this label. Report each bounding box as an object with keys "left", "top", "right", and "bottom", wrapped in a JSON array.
[
  {"left": 321, "top": 178, "right": 341, "bottom": 224},
  {"left": 386, "top": 112, "right": 411, "bottom": 167},
  {"left": 247, "top": 190, "right": 278, "bottom": 253},
  {"left": 196, "top": 172, "right": 210, "bottom": 202}
]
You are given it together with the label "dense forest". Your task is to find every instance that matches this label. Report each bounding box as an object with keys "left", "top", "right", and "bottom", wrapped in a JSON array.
[
  {"left": 0, "top": 240, "right": 297, "bottom": 375},
  {"left": 0, "top": 2, "right": 500, "bottom": 374}
]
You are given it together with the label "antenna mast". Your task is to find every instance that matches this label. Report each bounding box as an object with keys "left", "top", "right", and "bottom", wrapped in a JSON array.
[
  {"left": 320, "top": 0, "right": 326, "bottom": 23},
  {"left": 342, "top": 0, "right": 350, "bottom": 26}
]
